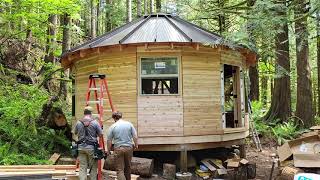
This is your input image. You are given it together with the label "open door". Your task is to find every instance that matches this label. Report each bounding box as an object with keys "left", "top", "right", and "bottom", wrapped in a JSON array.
[{"left": 221, "top": 64, "right": 245, "bottom": 128}]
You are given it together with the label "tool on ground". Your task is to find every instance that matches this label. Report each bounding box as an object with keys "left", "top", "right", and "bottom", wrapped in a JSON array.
[
  {"left": 85, "top": 73, "right": 115, "bottom": 180},
  {"left": 269, "top": 153, "right": 278, "bottom": 180}
]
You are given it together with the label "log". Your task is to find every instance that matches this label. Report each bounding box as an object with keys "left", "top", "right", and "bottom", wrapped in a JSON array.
[
  {"left": 104, "top": 155, "right": 154, "bottom": 177},
  {"left": 280, "top": 166, "right": 303, "bottom": 180},
  {"left": 163, "top": 163, "right": 176, "bottom": 179}
]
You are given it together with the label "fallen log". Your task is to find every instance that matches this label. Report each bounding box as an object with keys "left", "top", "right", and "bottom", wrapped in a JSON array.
[{"left": 104, "top": 155, "right": 154, "bottom": 177}]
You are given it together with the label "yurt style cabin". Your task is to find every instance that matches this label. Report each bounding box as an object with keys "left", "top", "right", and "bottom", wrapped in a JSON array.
[{"left": 61, "top": 14, "right": 256, "bottom": 153}]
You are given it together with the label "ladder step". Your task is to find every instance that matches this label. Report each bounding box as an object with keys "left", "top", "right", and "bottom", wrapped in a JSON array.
[
  {"left": 89, "top": 88, "right": 100, "bottom": 91},
  {"left": 88, "top": 101, "right": 100, "bottom": 104}
]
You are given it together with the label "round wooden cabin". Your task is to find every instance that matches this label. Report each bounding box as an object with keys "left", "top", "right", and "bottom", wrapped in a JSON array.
[{"left": 61, "top": 14, "right": 256, "bottom": 152}]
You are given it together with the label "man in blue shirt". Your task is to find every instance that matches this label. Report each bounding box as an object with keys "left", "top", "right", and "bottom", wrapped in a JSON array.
[{"left": 107, "top": 111, "right": 138, "bottom": 180}]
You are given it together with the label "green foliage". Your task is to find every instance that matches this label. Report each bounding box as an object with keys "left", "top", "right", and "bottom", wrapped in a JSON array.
[
  {"left": 251, "top": 101, "right": 307, "bottom": 145},
  {"left": 251, "top": 101, "right": 270, "bottom": 135},
  {"left": 0, "top": 79, "right": 70, "bottom": 165},
  {"left": 271, "top": 121, "right": 305, "bottom": 145}
]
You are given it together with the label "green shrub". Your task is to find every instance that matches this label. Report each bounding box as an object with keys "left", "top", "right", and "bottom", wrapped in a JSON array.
[
  {"left": 250, "top": 101, "right": 306, "bottom": 145},
  {"left": 271, "top": 121, "right": 305, "bottom": 145},
  {"left": 0, "top": 81, "right": 70, "bottom": 165}
]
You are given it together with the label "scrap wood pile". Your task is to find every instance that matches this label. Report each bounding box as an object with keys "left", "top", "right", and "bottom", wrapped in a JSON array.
[
  {"left": 277, "top": 126, "right": 320, "bottom": 179},
  {"left": 195, "top": 157, "right": 256, "bottom": 180},
  {"left": 0, "top": 165, "right": 78, "bottom": 179}
]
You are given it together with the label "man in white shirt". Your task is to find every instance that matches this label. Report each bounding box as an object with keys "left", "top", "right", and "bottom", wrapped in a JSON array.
[{"left": 107, "top": 111, "right": 138, "bottom": 180}]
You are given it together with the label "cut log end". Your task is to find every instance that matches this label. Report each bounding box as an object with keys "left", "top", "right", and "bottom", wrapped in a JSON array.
[{"left": 104, "top": 155, "right": 154, "bottom": 177}]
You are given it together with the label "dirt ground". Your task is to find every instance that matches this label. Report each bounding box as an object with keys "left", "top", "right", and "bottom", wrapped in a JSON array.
[
  {"left": 103, "top": 137, "right": 281, "bottom": 180},
  {"left": 133, "top": 138, "right": 281, "bottom": 180},
  {"left": 246, "top": 143, "right": 279, "bottom": 180}
]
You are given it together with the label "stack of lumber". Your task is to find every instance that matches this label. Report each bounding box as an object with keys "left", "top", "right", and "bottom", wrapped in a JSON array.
[{"left": 0, "top": 165, "right": 77, "bottom": 179}]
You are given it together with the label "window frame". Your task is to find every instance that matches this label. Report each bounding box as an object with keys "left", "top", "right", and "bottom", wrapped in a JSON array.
[{"left": 139, "top": 56, "right": 181, "bottom": 96}]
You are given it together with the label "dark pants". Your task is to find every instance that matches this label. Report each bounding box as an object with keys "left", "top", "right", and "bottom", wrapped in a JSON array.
[{"left": 114, "top": 146, "right": 133, "bottom": 180}]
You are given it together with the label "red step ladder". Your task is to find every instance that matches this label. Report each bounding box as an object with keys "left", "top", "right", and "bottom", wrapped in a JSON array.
[{"left": 85, "top": 73, "right": 115, "bottom": 180}]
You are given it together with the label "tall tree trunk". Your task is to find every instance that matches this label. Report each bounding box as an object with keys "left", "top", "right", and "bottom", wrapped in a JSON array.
[
  {"left": 62, "top": 14, "right": 71, "bottom": 53},
  {"left": 97, "top": 1, "right": 100, "bottom": 36},
  {"left": 60, "top": 13, "right": 71, "bottom": 100},
  {"left": 45, "top": 14, "right": 57, "bottom": 63},
  {"left": 218, "top": 0, "right": 226, "bottom": 35},
  {"left": 249, "top": 66, "right": 259, "bottom": 101},
  {"left": 246, "top": 0, "right": 259, "bottom": 102},
  {"left": 105, "top": 0, "right": 113, "bottom": 32},
  {"left": 150, "top": 0, "right": 154, "bottom": 14},
  {"left": 261, "top": 75, "right": 268, "bottom": 105},
  {"left": 156, "top": 0, "right": 161, "bottom": 13},
  {"left": 295, "top": 0, "right": 314, "bottom": 127},
  {"left": 91, "top": 0, "right": 97, "bottom": 39},
  {"left": 264, "top": 5, "right": 290, "bottom": 122},
  {"left": 144, "top": 0, "right": 148, "bottom": 15},
  {"left": 126, "top": 0, "right": 132, "bottom": 22},
  {"left": 317, "top": 12, "right": 320, "bottom": 115},
  {"left": 137, "top": 0, "right": 142, "bottom": 17},
  {"left": 85, "top": 0, "right": 91, "bottom": 38}
]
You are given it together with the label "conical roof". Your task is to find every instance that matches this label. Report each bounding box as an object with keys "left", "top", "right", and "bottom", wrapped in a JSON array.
[{"left": 68, "top": 14, "right": 224, "bottom": 53}]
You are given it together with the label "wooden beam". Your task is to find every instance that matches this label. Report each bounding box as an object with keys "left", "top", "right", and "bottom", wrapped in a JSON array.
[
  {"left": 136, "top": 139, "right": 245, "bottom": 151},
  {"left": 0, "top": 165, "right": 76, "bottom": 170},
  {"left": 180, "top": 146, "right": 188, "bottom": 172}
]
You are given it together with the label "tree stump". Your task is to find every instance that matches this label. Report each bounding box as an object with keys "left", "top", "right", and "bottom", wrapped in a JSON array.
[
  {"left": 104, "top": 155, "right": 154, "bottom": 177},
  {"left": 175, "top": 172, "right": 192, "bottom": 180},
  {"left": 163, "top": 163, "right": 176, "bottom": 179}
]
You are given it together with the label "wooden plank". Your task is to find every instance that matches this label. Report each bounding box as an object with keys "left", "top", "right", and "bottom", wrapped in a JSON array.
[
  {"left": 201, "top": 159, "right": 217, "bottom": 171},
  {"left": 0, "top": 170, "right": 76, "bottom": 176},
  {"left": 0, "top": 165, "right": 76, "bottom": 169},
  {"left": 48, "top": 153, "right": 60, "bottom": 164}
]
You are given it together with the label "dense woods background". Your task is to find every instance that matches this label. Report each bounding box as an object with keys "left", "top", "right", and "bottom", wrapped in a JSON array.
[{"left": 1, "top": 0, "right": 320, "bottom": 164}]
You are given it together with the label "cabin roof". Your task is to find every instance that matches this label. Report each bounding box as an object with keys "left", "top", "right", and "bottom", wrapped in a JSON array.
[{"left": 66, "top": 14, "right": 225, "bottom": 53}]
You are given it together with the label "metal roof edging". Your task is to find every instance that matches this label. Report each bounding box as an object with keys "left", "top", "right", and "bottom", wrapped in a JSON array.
[
  {"left": 164, "top": 15, "right": 193, "bottom": 42},
  {"left": 171, "top": 16, "right": 222, "bottom": 41},
  {"left": 89, "top": 16, "right": 146, "bottom": 48},
  {"left": 119, "top": 15, "right": 152, "bottom": 44}
]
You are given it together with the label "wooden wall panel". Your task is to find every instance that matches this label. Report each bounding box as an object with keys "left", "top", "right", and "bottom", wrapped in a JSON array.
[
  {"left": 220, "top": 50, "right": 245, "bottom": 67},
  {"left": 98, "top": 48, "right": 137, "bottom": 130},
  {"left": 182, "top": 50, "right": 222, "bottom": 136},
  {"left": 74, "top": 57, "right": 99, "bottom": 127},
  {"left": 74, "top": 47, "right": 137, "bottom": 137},
  {"left": 138, "top": 96, "right": 183, "bottom": 137}
]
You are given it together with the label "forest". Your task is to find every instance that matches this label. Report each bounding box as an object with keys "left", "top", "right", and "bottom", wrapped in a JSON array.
[{"left": 0, "top": 0, "right": 320, "bottom": 165}]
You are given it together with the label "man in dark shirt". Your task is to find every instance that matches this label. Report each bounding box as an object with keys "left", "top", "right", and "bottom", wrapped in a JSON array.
[{"left": 74, "top": 106, "right": 103, "bottom": 180}]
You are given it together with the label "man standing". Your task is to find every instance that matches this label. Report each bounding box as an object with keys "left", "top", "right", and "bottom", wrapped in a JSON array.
[
  {"left": 107, "top": 111, "right": 138, "bottom": 180},
  {"left": 74, "top": 106, "right": 103, "bottom": 180}
]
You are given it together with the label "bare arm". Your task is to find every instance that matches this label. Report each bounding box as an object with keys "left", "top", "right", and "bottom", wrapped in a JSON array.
[
  {"left": 132, "top": 125, "right": 138, "bottom": 149},
  {"left": 107, "top": 140, "right": 112, "bottom": 153},
  {"left": 133, "top": 136, "right": 138, "bottom": 150}
]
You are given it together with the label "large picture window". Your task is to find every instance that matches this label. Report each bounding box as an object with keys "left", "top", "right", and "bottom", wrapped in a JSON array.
[{"left": 141, "top": 57, "right": 179, "bottom": 95}]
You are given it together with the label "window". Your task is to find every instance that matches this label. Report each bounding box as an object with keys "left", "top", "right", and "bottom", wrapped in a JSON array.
[{"left": 141, "top": 57, "right": 179, "bottom": 95}]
